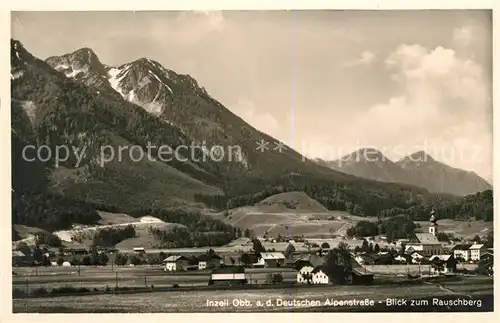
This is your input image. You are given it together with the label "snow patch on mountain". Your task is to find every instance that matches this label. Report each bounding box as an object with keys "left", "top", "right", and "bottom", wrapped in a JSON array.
[
  {"left": 107, "top": 66, "right": 129, "bottom": 97},
  {"left": 148, "top": 70, "right": 173, "bottom": 93}
]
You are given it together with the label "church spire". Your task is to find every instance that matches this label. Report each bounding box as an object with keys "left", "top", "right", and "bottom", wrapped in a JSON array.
[{"left": 429, "top": 208, "right": 438, "bottom": 236}]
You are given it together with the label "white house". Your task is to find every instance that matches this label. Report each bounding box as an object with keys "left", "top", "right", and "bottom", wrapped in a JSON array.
[
  {"left": 297, "top": 265, "right": 314, "bottom": 284},
  {"left": 197, "top": 254, "right": 222, "bottom": 270},
  {"left": 410, "top": 252, "right": 424, "bottom": 264},
  {"left": 260, "top": 252, "right": 286, "bottom": 268},
  {"left": 164, "top": 255, "right": 190, "bottom": 271},
  {"left": 311, "top": 266, "right": 330, "bottom": 284},
  {"left": 470, "top": 244, "right": 486, "bottom": 261},
  {"left": 452, "top": 244, "right": 472, "bottom": 261},
  {"left": 394, "top": 255, "right": 407, "bottom": 263}
]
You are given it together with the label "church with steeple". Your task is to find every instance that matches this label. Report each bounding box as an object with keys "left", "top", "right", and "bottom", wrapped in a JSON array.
[{"left": 404, "top": 209, "right": 443, "bottom": 256}]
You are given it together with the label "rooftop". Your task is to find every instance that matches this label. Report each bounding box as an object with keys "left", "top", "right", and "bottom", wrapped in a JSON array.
[
  {"left": 164, "top": 255, "right": 187, "bottom": 262},
  {"left": 452, "top": 244, "right": 473, "bottom": 251},
  {"left": 429, "top": 255, "right": 452, "bottom": 262},
  {"left": 470, "top": 244, "right": 485, "bottom": 250},
  {"left": 198, "top": 254, "right": 222, "bottom": 261},
  {"left": 12, "top": 251, "right": 25, "bottom": 257},
  {"left": 260, "top": 252, "right": 285, "bottom": 260},
  {"left": 212, "top": 266, "right": 245, "bottom": 274},
  {"left": 414, "top": 233, "right": 440, "bottom": 244}
]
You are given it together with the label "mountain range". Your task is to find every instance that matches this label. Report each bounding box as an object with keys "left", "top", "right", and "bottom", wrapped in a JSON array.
[
  {"left": 10, "top": 38, "right": 491, "bottom": 223},
  {"left": 316, "top": 148, "right": 492, "bottom": 196}
]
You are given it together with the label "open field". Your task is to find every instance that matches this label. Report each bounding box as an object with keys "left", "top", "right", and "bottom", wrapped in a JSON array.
[
  {"left": 12, "top": 266, "right": 298, "bottom": 292},
  {"left": 12, "top": 276, "right": 493, "bottom": 312},
  {"left": 220, "top": 191, "right": 382, "bottom": 237}
]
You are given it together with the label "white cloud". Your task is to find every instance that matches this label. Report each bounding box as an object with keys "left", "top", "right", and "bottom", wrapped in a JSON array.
[
  {"left": 343, "top": 50, "right": 376, "bottom": 67},
  {"left": 343, "top": 44, "right": 491, "bottom": 178},
  {"left": 191, "top": 11, "right": 226, "bottom": 32}
]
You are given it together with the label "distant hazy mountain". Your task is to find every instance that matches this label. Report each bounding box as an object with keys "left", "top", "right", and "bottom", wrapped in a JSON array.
[
  {"left": 319, "top": 149, "right": 492, "bottom": 196},
  {"left": 396, "top": 151, "right": 492, "bottom": 196}
]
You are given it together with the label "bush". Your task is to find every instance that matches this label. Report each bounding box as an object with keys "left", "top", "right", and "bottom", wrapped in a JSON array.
[
  {"left": 56, "top": 256, "right": 65, "bottom": 266},
  {"left": 32, "top": 287, "right": 49, "bottom": 296},
  {"left": 266, "top": 273, "right": 284, "bottom": 284},
  {"left": 12, "top": 288, "right": 26, "bottom": 298},
  {"left": 52, "top": 286, "right": 78, "bottom": 294},
  {"left": 114, "top": 253, "right": 128, "bottom": 266},
  {"left": 82, "top": 255, "right": 91, "bottom": 266}
]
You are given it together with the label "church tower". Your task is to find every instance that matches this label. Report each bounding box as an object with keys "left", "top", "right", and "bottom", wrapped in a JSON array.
[{"left": 429, "top": 209, "right": 438, "bottom": 236}]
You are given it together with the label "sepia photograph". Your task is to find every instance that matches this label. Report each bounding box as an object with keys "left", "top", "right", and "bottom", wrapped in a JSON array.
[{"left": 8, "top": 8, "right": 494, "bottom": 313}]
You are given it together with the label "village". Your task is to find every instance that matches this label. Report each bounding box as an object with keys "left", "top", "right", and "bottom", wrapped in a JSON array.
[{"left": 12, "top": 212, "right": 494, "bottom": 293}]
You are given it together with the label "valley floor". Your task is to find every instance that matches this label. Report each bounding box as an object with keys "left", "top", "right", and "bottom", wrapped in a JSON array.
[{"left": 12, "top": 276, "right": 493, "bottom": 313}]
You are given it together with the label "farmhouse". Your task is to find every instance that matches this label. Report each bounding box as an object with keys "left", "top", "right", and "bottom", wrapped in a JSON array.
[
  {"left": 311, "top": 266, "right": 331, "bottom": 284},
  {"left": 260, "top": 252, "right": 286, "bottom": 268},
  {"left": 452, "top": 244, "right": 472, "bottom": 261},
  {"left": 429, "top": 255, "right": 457, "bottom": 275},
  {"left": 197, "top": 254, "right": 222, "bottom": 270},
  {"left": 297, "top": 264, "right": 314, "bottom": 284},
  {"left": 469, "top": 244, "right": 486, "bottom": 261},
  {"left": 350, "top": 258, "right": 374, "bottom": 285},
  {"left": 209, "top": 266, "right": 247, "bottom": 286},
  {"left": 351, "top": 268, "right": 374, "bottom": 285},
  {"left": 409, "top": 251, "right": 425, "bottom": 264},
  {"left": 163, "top": 255, "right": 190, "bottom": 271}
]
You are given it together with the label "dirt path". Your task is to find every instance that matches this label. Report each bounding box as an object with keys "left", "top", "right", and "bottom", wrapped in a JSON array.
[{"left": 423, "top": 281, "right": 473, "bottom": 299}]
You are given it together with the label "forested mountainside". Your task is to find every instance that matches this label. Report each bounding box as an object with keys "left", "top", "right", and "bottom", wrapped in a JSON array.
[{"left": 11, "top": 39, "right": 493, "bottom": 234}]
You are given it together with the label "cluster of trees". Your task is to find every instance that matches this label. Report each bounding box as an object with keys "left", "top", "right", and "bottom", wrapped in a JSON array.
[
  {"left": 11, "top": 191, "right": 102, "bottom": 232},
  {"left": 34, "top": 232, "right": 63, "bottom": 247},
  {"left": 150, "top": 226, "right": 238, "bottom": 248},
  {"left": 92, "top": 225, "right": 136, "bottom": 247},
  {"left": 322, "top": 242, "right": 352, "bottom": 284},
  {"left": 195, "top": 172, "right": 492, "bottom": 222},
  {"left": 346, "top": 215, "right": 417, "bottom": 241}
]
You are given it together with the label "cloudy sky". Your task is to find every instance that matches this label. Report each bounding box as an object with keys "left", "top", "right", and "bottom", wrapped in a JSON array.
[{"left": 12, "top": 10, "right": 492, "bottom": 181}]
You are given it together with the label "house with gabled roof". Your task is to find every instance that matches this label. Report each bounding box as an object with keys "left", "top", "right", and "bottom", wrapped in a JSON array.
[
  {"left": 311, "top": 266, "right": 331, "bottom": 284},
  {"left": 197, "top": 254, "right": 222, "bottom": 270},
  {"left": 163, "top": 255, "right": 190, "bottom": 271},
  {"left": 470, "top": 244, "right": 486, "bottom": 261},
  {"left": 452, "top": 244, "right": 472, "bottom": 261},
  {"left": 259, "top": 252, "right": 286, "bottom": 268},
  {"left": 429, "top": 254, "right": 457, "bottom": 275}
]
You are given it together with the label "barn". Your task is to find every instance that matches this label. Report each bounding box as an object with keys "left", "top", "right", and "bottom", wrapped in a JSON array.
[{"left": 209, "top": 266, "right": 247, "bottom": 286}]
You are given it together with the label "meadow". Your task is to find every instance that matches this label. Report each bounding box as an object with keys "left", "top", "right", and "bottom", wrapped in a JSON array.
[{"left": 12, "top": 276, "right": 493, "bottom": 313}]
